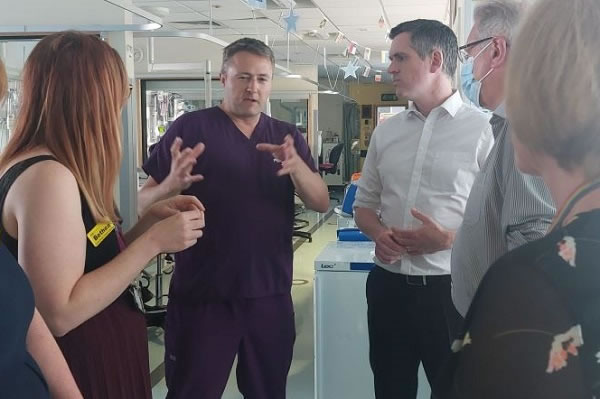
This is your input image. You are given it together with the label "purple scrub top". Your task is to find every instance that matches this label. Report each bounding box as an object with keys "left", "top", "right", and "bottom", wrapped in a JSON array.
[{"left": 143, "top": 107, "right": 317, "bottom": 303}]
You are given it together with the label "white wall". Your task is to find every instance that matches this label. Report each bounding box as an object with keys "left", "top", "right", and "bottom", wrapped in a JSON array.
[
  {"left": 318, "top": 78, "right": 345, "bottom": 141},
  {"left": 318, "top": 93, "right": 344, "bottom": 138},
  {"left": 463, "top": 0, "right": 475, "bottom": 41},
  {"left": 1, "top": 41, "right": 37, "bottom": 77}
]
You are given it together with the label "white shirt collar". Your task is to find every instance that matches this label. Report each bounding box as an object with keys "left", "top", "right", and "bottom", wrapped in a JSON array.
[
  {"left": 440, "top": 91, "right": 464, "bottom": 118},
  {"left": 407, "top": 91, "right": 463, "bottom": 119}
]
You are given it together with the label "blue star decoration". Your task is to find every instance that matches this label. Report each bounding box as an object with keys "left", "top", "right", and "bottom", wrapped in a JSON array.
[
  {"left": 284, "top": 10, "right": 299, "bottom": 33},
  {"left": 248, "top": 0, "right": 266, "bottom": 9},
  {"left": 341, "top": 61, "right": 360, "bottom": 79}
]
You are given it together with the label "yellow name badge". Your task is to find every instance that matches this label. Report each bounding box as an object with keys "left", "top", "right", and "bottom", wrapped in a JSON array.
[{"left": 87, "top": 222, "right": 115, "bottom": 248}]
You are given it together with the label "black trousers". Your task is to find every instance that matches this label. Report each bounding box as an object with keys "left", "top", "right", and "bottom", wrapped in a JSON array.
[{"left": 366, "top": 266, "right": 461, "bottom": 399}]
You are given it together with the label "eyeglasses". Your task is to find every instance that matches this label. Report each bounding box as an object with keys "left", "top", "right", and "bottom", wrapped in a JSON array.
[{"left": 458, "top": 36, "right": 494, "bottom": 63}]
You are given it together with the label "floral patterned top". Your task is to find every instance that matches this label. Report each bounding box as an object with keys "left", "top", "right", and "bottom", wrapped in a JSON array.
[{"left": 440, "top": 210, "right": 600, "bottom": 399}]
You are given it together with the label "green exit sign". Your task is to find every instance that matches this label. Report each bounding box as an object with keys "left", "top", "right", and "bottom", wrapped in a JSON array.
[{"left": 381, "top": 93, "right": 398, "bottom": 101}]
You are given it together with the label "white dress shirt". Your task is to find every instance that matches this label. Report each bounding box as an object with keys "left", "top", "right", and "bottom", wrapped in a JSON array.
[{"left": 354, "top": 91, "right": 494, "bottom": 275}]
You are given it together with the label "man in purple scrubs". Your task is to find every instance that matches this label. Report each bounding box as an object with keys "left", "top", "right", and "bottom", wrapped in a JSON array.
[{"left": 139, "top": 38, "right": 329, "bottom": 399}]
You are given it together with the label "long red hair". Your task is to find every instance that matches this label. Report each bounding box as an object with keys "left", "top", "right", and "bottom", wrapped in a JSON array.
[{"left": 0, "top": 31, "right": 128, "bottom": 222}]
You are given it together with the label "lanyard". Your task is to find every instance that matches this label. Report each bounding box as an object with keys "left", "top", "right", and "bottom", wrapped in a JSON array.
[{"left": 551, "top": 179, "right": 600, "bottom": 232}]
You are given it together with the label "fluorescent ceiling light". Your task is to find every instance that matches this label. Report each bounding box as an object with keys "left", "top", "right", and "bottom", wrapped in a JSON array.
[
  {"left": 146, "top": 23, "right": 162, "bottom": 30},
  {"left": 285, "top": 74, "right": 303, "bottom": 78}
]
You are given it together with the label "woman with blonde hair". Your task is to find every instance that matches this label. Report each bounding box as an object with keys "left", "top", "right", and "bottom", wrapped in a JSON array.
[
  {"left": 0, "top": 32, "right": 205, "bottom": 398},
  {"left": 440, "top": 0, "right": 600, "bottom": 397}
]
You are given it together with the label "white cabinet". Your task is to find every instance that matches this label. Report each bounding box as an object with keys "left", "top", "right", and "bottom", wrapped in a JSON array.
[{"left": 314, "top": 241, "right": 431, "bottom": 399}]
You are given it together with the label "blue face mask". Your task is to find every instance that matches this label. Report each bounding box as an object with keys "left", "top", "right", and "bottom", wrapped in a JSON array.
[{"left": 460, "top": 42, "right": 494, "bottom": 108}]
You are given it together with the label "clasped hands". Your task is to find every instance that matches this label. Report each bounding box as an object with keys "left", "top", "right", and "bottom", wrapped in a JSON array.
[{"left": 375, "top": 209, "right": 454, "bottom": 264}]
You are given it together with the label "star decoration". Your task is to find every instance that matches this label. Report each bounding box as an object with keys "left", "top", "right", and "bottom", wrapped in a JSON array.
[
  {"left": 284, "top": 10, "right": 299, "bottom": 33},
  {"left": 248, "top": 0, "right": 267, "bottom": 9},
  {"left": 341, "top": 61, "right": 360, "bottom": 79}
]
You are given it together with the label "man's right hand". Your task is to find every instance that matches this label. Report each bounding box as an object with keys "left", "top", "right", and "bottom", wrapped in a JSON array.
[
  {"left": 148, "top": 208, "right": 205, "bottom": 253},
  {"left": 375, "top": 229, "right": 406, "bottom": 264},
  {"left": 163, "top": 137, "right": 205, "bottom": 194}
]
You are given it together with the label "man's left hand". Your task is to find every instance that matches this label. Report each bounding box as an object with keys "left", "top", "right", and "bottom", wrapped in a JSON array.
[
  {"left": 256, "top": 134, "right": 304, "bottom": 176},
  {"left": 391, "top": 208, "right": 454, "bottom": 256}
]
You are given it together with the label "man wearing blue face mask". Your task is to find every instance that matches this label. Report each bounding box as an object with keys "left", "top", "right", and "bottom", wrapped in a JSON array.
[
  {"left": 450, "top": 0, "right": 555, "bottom": 324},
  {"left": 460, "top": 38, "right": 494, "bottom": 108}
]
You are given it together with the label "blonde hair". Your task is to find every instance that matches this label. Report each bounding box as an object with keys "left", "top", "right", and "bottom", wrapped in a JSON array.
[
  {"left": 506, "top": 0, "right": 600, "bottom": 178},
  {"left": 0, "top": 31, "right": 128, "bottom": 222}
]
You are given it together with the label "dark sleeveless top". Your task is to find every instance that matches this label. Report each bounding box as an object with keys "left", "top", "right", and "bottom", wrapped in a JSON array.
[{"left": 0, "top": 156, "right": 151, "bottom": 399}]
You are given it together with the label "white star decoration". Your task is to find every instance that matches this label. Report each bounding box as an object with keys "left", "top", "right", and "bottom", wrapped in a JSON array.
[
  {"left": 284, "top": 11, "right": 299, "bottom": 33},
  {"left": 341, "top": 61, "right": 360, "bottom": 79}
]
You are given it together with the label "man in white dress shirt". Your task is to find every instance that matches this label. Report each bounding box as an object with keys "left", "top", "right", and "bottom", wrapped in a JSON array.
[{"left": 354, "top": 19, "right": 493, "bottom": 398}]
